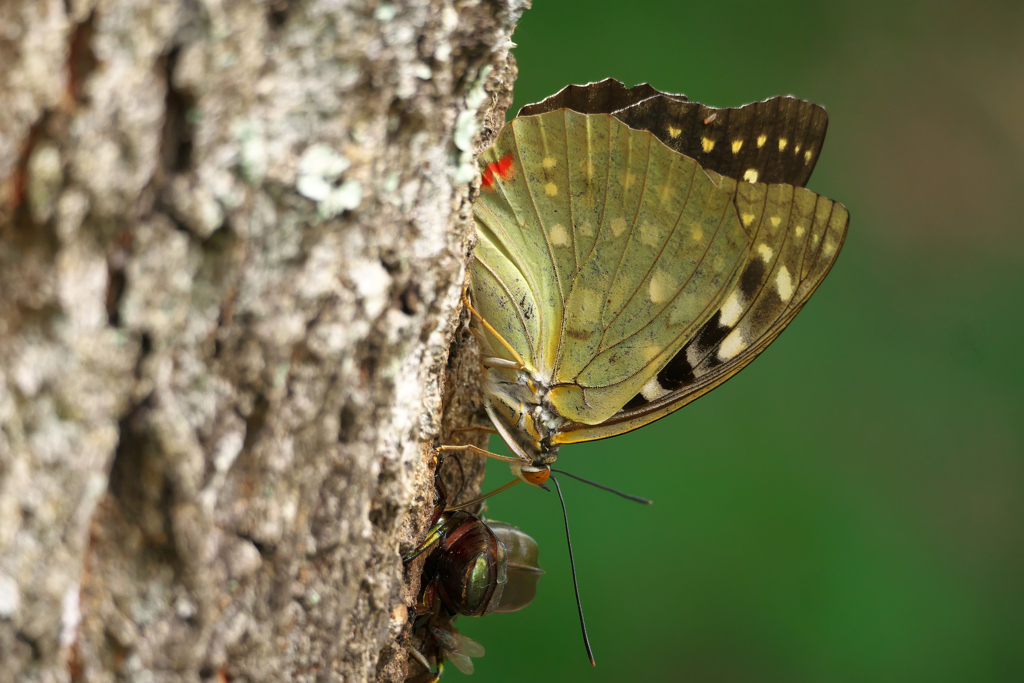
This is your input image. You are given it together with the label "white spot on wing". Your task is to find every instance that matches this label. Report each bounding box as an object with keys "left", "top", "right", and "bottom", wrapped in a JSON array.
[
  {"left": 743, "top": 169, "right": 759, "bottom": 183},
  {"left": 640, "top": 377, "right": 670, "bottom": 401},
  {"left": 718, "top": 329, "right": 747, "bottom": 360},
  {"left": 719, "top": 290, "right": 744, "bottom": 327},
  {"left": 776, "top": 265, "right": 794, "bottom": 302}
]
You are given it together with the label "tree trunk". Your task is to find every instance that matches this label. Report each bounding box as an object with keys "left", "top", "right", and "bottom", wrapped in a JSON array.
[{"left": 0, "top": 1, "right": 526, "bottom": 680}]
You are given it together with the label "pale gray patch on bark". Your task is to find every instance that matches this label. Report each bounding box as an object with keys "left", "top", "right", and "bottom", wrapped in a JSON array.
[{"left": 0, "top": 0, "right": 528, "bottom": 681}]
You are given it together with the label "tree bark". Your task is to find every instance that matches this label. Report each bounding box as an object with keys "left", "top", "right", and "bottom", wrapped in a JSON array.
[{"left": 0, "top": 0, "right": 526, "bottom": 680}]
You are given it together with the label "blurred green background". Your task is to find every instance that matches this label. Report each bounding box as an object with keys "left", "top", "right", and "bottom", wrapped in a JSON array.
[{"left": 454, "top": 1, "right": 1024, "bottom": 682}]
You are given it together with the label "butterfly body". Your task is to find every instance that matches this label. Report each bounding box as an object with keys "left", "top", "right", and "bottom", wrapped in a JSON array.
[{"left": 469, "top": 80, "right": 848, "bottom": 484}]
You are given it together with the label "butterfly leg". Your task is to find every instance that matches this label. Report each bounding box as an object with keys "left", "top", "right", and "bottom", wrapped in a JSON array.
[{"left": 435, "top": 443, "right": 526, "bottom": 465}]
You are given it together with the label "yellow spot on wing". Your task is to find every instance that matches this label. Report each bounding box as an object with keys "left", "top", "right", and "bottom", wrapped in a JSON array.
[
  {"left": 804, "top": 149, "right": 813, "bottom": 163},
  {"left": 795, "top": 225, "right": 805, "bottom": 238},
  {"left": 545, "top": 182, "right": 558, "bottom": 196},
  {"left": 579, "top": 288, "right": 601, "bottom": 317},
  {"left": 757, "top": 134, "right": 767, "bottom": 148},
  {"left": 741, "top": 213, "right": 756, "bottom": 227},
  {"left": 667, "top": 125, "right": 682, "bottom": 138},
  {"left": 542, "top": 156, "right": 557, "bottom": 169},
  {"left": 731, "top": 139, "right": 743, "bottom": 154},
  {"left": 778, "top": 138, "right": 788, "bottom": 151},
  {"left": 757, "top": 243, "right": 774, "bottom": 262},
  {"left": 578, "top": 221, "right": 594, "bottom": 237},
  {"left": 610, "top": 217, "right": 628, "bottom": 236},
  {"left": 648, "top": 270, "right": 675, "bottom": 304},
  {"left": 701, "top": 137, "right": 715, "bottom": 152},
  {"left": 639, "top": 220, "right": 660, "bottom": 247},
  {"left": 690, "top": 226, "right": 704, "bottom": 242},
  {"left": 658, "top": 185, "right": 672, "bottom": 202},
  {"left": 776, "top": 265, "right": 794, "bottom": 302},
  {"left": 770, "top": 216, "right": 781, "bottom": 228},
  {"left": 623, "top": 172, "right": 636, "bottom": 188},
  {"left": 550, "top": 223, "right": 570, "bottom": 246},
  {"left": 743, "top": 169, "right": 759, "bottom": 183},
  {"left": 794, "top": 144, "right": 801, "bottom": 154}
]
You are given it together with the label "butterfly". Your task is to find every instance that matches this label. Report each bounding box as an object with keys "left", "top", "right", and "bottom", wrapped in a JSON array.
[{"left": 455, "top": 77, "right": 848, "bottom": 495}]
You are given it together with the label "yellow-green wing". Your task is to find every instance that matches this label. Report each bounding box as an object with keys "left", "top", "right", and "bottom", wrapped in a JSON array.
[
  {"left": 473, "top": 110, "right": 757, "bottom": 422},
  {"left": 555, "top": 175, "right": 848, "bottom": 444}
]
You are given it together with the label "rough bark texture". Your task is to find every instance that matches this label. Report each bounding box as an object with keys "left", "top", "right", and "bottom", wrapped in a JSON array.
[{"left": 0, "top": 0, "right": 525, "bottom": 681}]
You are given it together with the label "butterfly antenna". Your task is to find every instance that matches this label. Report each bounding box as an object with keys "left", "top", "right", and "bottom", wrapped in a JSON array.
[
  {"left": 551, "top": 476, "right": 596, "bottom": 667},
  {"left": 551, "top": 469, "right": 653, "bottom": 505}
]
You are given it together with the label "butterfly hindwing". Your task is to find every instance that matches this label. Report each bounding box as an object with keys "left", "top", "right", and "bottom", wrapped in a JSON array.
[
  {"left": 555, "top": 179, "right": 849, "bottom": 444},
  {"left": 472, "top": 82, "right": 848, "bottom": 445}
]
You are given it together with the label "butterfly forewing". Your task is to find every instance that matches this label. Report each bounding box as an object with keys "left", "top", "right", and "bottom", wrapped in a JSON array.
[
  {"left": 516, "top": 77, "right": 685, "bottom": 118},
  {"left": 522, "top": 80, "right": 829, "bottom": 188},
  {"left": 612, "top": 95, "right": 828, "bottom": 187}
]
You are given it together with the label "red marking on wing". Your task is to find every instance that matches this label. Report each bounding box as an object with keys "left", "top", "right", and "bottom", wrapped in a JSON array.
[
  {"left": 481, "top": 153, "right": 515, "bottom": 190},
  {"left": 495, "top": 154, "right": 514, "bottom": 178}
]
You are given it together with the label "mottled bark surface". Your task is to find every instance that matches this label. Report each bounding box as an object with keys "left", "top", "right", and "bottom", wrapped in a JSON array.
[{"left": 0, "top": 0, "right": 525, "bottom": 681}]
